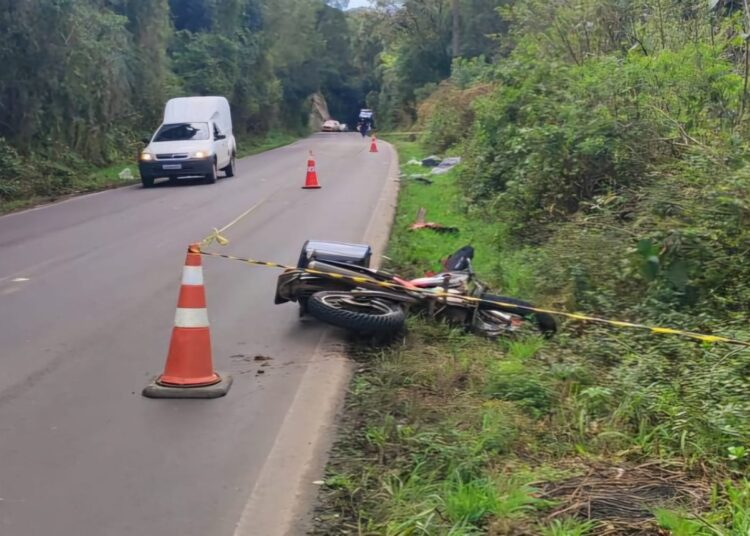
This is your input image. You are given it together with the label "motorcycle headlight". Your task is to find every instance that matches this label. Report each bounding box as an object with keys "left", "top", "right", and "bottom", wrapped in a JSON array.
[{"left": 140, "top": 152, "right": 154, "bottom": 161}]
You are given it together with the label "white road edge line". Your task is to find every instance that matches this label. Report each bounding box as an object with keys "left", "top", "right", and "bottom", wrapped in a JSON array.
[
  {"left": 363, "top": 142, "right": 401, "bottom": 265},
  {"left": 232, "top": 332, "right": 351, "bottom": 536},
  {"left": 232, "top": 141, "right": 401, "bottom": 536},
  {"left": 0, "top": 139, "right": 310, "bottom": 221},
  {"left": 0, "top": 188, "right": 126, "bottom": 220}
]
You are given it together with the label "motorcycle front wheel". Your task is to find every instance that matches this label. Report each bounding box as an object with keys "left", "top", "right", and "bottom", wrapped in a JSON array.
[
  {"left": 307, "top": 291, "right": 405, "bottom": 334},
  {"left": 478, "top": 293, "right": 557, "bottom": 337}
]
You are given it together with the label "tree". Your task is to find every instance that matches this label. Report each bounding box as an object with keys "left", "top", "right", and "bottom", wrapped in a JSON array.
[
  {"left": 124, "top": 0, "right": 171, "bottom": 125},
  {"left": 327, "top": 0, "right": 350, "bottom": 8},
  {"left": 169, "top": 0, "right": 212, "bottom": 31}
]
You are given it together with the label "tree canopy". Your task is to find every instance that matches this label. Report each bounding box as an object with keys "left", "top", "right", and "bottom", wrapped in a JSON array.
[{"left": 0, "top": 0, "right": 513, "bottom": 167}]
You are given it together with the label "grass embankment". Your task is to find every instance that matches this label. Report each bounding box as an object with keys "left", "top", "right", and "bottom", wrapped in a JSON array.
[
  {"left": 235, "top": 129, "right": 299, "bottom": 158},
  {"left": 310, "top": 140, "right": 750, "bottom": 535},
  {"left": 0, "top": 160, "right": 141, "bottom": 215},
  {"left": 0, "top": 130, "right": 300, "bottom": 215}
]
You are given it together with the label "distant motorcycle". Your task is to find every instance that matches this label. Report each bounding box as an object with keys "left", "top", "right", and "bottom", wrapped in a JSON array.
[{"left": 275, "top": 241, "right": 557, "bottom": 338}]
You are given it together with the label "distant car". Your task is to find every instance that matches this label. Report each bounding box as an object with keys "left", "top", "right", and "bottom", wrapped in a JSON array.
[{"left": 322, "top": 120, "right": 341, "bottom": 132}]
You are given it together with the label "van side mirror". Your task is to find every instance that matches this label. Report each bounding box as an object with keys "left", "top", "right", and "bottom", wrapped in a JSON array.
[
  {"left": 215, "top": 133, "right": 226, "bottom": 140},
  {"left": 141, "top": 137, "right": 150, "bottom": 145}
]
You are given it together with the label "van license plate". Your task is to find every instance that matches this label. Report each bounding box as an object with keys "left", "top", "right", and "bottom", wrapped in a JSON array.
[{"left": 163, "top": 164, "right": 182, "bottom": 170}]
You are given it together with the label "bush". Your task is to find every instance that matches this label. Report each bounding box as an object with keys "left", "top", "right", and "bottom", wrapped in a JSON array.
[
  {"left": 417, "top": 81, "right": 495, "bottom": 153},
  {"left": 459, "top": 43, "right": 743, "bottom": 239},
  {"left": 0, "top": 138, "right": 24, "bottom": 200}
]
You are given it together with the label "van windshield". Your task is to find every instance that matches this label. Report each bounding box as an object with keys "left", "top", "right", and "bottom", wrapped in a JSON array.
[{"left": 153, "top": 123, "right": 209, "bottom": 142}]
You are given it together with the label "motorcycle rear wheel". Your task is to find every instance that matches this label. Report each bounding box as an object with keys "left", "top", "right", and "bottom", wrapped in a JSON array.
[{"left": 308, "top": 291, "right": 405, "bottom": 334}]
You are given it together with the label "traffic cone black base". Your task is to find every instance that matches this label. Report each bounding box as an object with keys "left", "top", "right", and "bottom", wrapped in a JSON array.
[{"left": 143, "top": 374, "right": 233, "bottom": 399}]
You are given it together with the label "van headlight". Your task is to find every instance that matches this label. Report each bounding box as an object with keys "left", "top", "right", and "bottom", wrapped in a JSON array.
[
  {"left": 140, "top": 152, "right": 154, "bottom": 161},
  {"left": 193, "top": 151, "right": 211, "bottom": 159}
]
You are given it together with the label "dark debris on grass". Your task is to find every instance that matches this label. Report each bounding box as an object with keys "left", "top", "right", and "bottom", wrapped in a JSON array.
[{"left": 539, "top": 461, "right": 710, "bottom": 535}]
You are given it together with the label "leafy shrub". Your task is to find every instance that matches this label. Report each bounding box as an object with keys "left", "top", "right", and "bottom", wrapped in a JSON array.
[
  {"left": 485, "top": 360, "right": 551, "bottom": 418},
  {"left": 459, "top": 43, "right": 742, "bottom": 239},
  {"left": 417, "top": 81, "right": 495, "bottom": 153},
  {"left": 0, "top": 138, "right": 24, "bottom": 200}
]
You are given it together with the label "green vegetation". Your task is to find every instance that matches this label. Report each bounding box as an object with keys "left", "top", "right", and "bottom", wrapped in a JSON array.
[
  {"left": 313, "top": 3, "right": 750, "bottom": 525},
  {"left": 0, "top": 0, "right": 373, "bottom": 210},
  {"left": 386, "top": 142, "right": 536, "bottom": 298},
  {"left": 0, "top": 146, "right": 141, "bottom": 214},
  {"left": 0, "top": 0, "right": 512, "bottom": 210},
  {"left": 317, "top": 5, "right": 750, "bottom": 536},
  {"left": 352, "top": 1, "right": 508, "bottom": 129},
  {"left": 0, "top": 130, "right": 297, "bottom": 214},
  {"left": 235, "top": 130, "right": 299, "bottom": 158},
  {"left": 3, "top": 0, "right": 750, "bottom": 530},
  {"left": 313, "top": 130, "right": 750, "bottom": 533}
]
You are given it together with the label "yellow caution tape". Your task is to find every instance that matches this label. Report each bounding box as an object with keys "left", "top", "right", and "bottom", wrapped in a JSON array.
[
  {"left": 201, "top": 228, "right": 230, "bottom": 248},
  {"left": 199, "top": 198, "right": 272, "bottom": 247},
  {"left": 198, "top": 248, "right": 750, "bottom": 348}
]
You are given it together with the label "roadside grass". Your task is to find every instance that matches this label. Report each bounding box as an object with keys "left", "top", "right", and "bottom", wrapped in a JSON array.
[
  {"left": 0, "top": 160, "right": 140, "bottom": 215},
  {"left": 236, "top": 129, "right": 299, "bottom": 158},
  {"left": 385, "top": 140, "right": 536, "bottom": 297},
  {"left": 310, "top": 138, "right": 750, "bottom": 535},
  {"left": 0, "top": 130, "right": 301, "bottom": 215}
]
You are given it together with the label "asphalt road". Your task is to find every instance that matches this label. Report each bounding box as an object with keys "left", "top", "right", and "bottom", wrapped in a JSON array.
[{"left": 0, "top": 133, "right": 395, "bottom": 536}]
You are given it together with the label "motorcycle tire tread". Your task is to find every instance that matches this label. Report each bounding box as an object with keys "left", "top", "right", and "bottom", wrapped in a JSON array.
[{"left": 307, "top": 291, "right": 406, "bottom": 334}]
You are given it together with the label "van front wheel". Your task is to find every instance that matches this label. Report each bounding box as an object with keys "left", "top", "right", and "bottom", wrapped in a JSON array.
[
  {"left": 205, "top": 161, "right": 218, "bottom": 184},
  {"left": 223, "top": 154, "right": 236, "bottom": 177},
  {"left": 141, "top": 175, "right": 155, "bottom": 188}
]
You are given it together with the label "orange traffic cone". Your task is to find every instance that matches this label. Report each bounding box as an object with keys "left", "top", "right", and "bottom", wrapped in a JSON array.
[
  {"left": 143, "top": 243, "right": 232, "bottom": 399},
  {"left": 302, "top": 151, "right": 321, "bottom": 189},
  {"left": 369, "top": 135, "right": 379, "bottom": 153}
]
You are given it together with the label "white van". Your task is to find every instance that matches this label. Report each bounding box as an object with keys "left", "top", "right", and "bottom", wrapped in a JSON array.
[{"left": 138, "top": 96, "right": 237, "bottom": 187}]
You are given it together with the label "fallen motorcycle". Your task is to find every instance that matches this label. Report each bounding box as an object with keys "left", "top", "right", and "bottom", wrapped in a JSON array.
[{"left": 274, "top": 240, "right": 557, "bottom": 338}]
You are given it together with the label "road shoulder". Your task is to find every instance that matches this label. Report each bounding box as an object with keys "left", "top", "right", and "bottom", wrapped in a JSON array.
[{"left": 232, "top": 142, "right": 400, "bottom": 536}]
